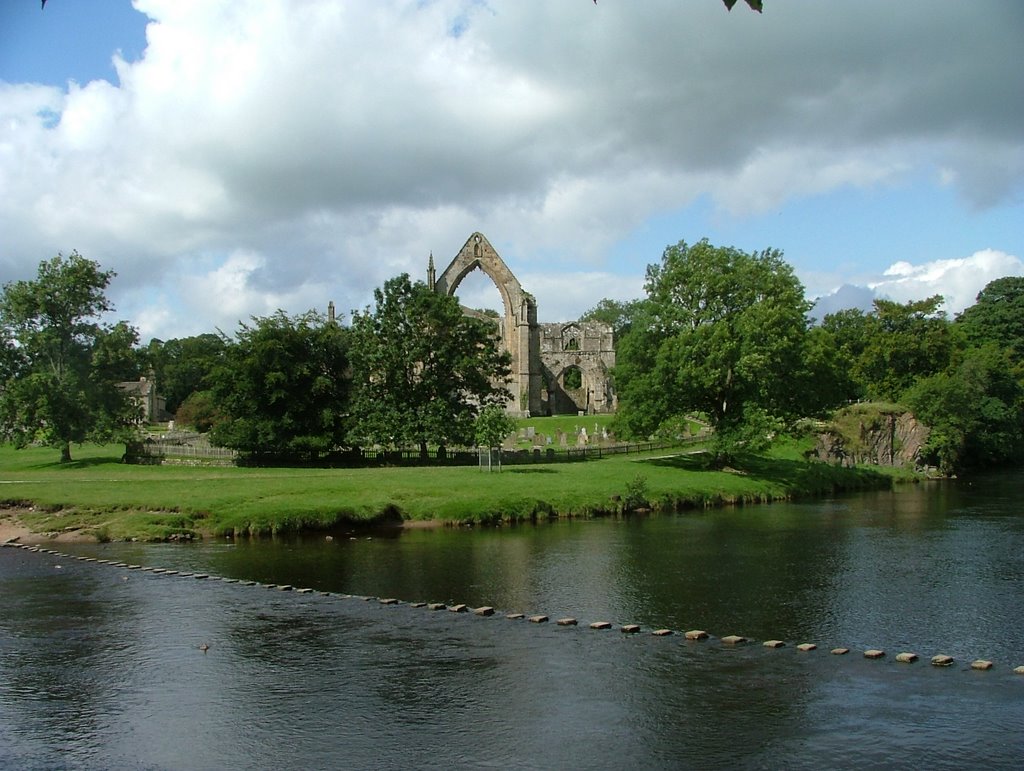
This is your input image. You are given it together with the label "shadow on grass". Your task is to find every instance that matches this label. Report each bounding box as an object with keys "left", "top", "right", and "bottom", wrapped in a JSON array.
[
  {"left": 637, "top": 451, "right": 893, "bottom": 492},
  {"left": 27, "top": 455, "right": 126, "bottom": 471},
  {"left": 506, "top": 467, "right": 559, "bottom": 474}
]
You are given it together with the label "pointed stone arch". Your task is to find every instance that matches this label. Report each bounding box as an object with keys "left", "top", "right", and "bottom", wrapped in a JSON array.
[{"left": 431, "top": 233, "right": 541, "bottom": 416}]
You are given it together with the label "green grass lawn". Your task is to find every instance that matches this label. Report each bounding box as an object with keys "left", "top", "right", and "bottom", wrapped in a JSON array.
[{"left": 0, "top": 437, "right": 909, "bottom": 541}]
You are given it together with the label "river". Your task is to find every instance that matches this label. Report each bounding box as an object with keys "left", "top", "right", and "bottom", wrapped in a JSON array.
[{"left": 2, "top": 474, "right": 1023, "bottom": 769}]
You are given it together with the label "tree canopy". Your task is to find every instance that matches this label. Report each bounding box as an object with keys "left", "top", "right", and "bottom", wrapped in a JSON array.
[
  {"left": 147, "top": 333, "right": 228, "bottom": 414},
  {"left": 955, "top": 276, "right": 1024, "bottom": 363},
  {"left": 349, "top": 274, "right": 511, "bottom": 458},
  {"left": 0, "top": 253, "right": 140, "bottom": 462},
  {"left": 615, "top": 239, "right": 809, "bottom": 462},
  {"left": 208, "top": 310, "right": 351, "bottom": 461}
]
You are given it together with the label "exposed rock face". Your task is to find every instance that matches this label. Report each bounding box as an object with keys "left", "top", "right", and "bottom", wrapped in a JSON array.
[{"left": 811, "top": 411, "right": 930, "bottom": 468}]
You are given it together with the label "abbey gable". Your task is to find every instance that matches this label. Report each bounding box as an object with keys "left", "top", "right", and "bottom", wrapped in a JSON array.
[{"left": 428, "top": 232, "right": 616, "bottom": 417}]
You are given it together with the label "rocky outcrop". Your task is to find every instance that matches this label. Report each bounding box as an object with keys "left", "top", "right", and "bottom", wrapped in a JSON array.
[{"left": 811, "top": 410, "right": 930, "bottom": 469}]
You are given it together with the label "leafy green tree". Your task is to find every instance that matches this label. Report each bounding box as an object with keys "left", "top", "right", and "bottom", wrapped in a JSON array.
[
  {"left": 475, "top": 404, "right": 517, "bottom": 472},
  {"left": 615, "top": 239, "right": 810, "bottom": 463},
  {"left": 854, "top": 296, "right": 955, "bottom": 401},
  {"left": 147, "top": 333, "right": 229, "bottom": 414},
  {"left": 208, "top": 310, "right": 350, "bottom": 460},
  {"left": 790, "top": 324, "right": 861, "bottom": 415},
  {"left": 723, "top": 0, "right": 763, "bottom": 10},
  {"left": 956, "top": 277, "right": 1024, "bottom": 363},
  {"left": 0, "top": 253, "right": 141, "bottom": 462},
  {"left": 350, "top": 274, "right": 512, "bottom": 459},
  {"left": 580, "top": 298, "right": 646, "bottom": 340},
  {"left": 904, "top": 344, "right": 1024, "bottom": 473},
  {"left": 173, "top": 390, "right": 223, "bottom": 433}
]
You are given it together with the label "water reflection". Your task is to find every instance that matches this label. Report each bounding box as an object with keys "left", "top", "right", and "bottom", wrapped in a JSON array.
[{"left": 3, "top": 475, "right": 1024, "bottom": 767}]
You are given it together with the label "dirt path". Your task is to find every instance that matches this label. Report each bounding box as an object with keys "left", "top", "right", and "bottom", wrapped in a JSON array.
[
  {"left": 0, "top": 511, "right": 37, "bottom": 543},
  {"left": 0, "top": 509, "right": 96, "bottom": 544}
]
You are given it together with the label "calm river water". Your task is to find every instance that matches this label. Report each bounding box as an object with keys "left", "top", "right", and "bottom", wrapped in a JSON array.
[{"left": 2, "top": 473, "right": 1023, "bottom": 769}]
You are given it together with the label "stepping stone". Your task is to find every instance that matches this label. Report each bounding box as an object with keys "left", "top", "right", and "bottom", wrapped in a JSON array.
[
  {"left": 589, "top": 621, "right": 612, "bottom": 630},
  {"left": 763, "top": 640, "right": 786, "bottom": 648},
  {"left": 528, "top": 615, "right": 549, "bottom": 624},
  {"left": 651, "top": 629, "right": 673, "bottom": 637},
  {"left": 221, "top": 578, "right": 238, "bottom": 583},
  {"left": 556, "top": 617, "right": 578, "bottom": 626},
  {"left": 1013, "top": 666, "right": 1024, "bottom": 675},
  {"left": 427, "top": 603, "right": 447, "bottom": 611},
  {"left": 831, "top": 647, "right": 850, "bottom": 655},
  {"left": 931, "top": 654, "right": 954, "bottom": 667},
  {"left": 684, "top": 630, "right": 709, "bottom": 641},
  {"left": 128, "top": 565, "right": 142, "bottom": 570},
  {"left": 971, "top": 659, "right": 993, "bottom": 671},
  {"left": 297, "top": 588, "right": 314, "bottom": 594},
  {"left": 621, "top": 624, "right": 641, "bottom": 634},
  {"left": 506, "top": 613, "right": 525, "bottom": 620},
  {"left": 379, "top": 597, "right": 399, "bottom": 605},
  {"left": 449, "top": 604, "right": 468, "bottom": 613},
  {"left": 796, "top": 643, "right": 817, "bottom": 652},
  {"left": 193, "top": 573, "right": 209, "bottom": 579},
  {"left": 896, "top": 652, "right": 919, "bottom": 663},
  {"left": 721, "top": 635, "right": 747, "bottom": 645},
  {"left": 863, "top": 649, "right": 885, "bottom": 659},
  {"left": 410, "top": 602, "right": 426, "bottom": 608},
  {"left": 474, "top": 607, "right": 495, "bottom": 616}
]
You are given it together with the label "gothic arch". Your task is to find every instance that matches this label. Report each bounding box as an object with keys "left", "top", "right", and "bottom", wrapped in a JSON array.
[
  {"left": 430, "top": 232, "right": 541, "bottom": 416},
  {"left": 432, "top": 233, "right": 528, "bottom": 324}
]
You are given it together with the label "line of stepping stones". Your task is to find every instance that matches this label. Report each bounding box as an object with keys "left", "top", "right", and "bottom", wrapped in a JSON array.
[{"left": 5, "top": 541, "right": 1021, "bottom": 674}]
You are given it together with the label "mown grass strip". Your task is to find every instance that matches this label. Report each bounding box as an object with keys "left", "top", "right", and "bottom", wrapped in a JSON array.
[{"left": 0, "top": 437, "right": 911, "bottom": 541}]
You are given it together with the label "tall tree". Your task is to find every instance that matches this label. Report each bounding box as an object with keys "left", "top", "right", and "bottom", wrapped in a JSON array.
[
  {"left": 854, "top": 296, "right": 955, "bottom": 402},
  {"left": 615, "top": 239, "right": 810, "bottom": 462},
  {"left": 349, "top": 274, "right": 512, "bottom": 458},
  {"left": 580, "top": 298, "right": 646, "bottom": 340},
  {"left": 956, "top": 276, "right": 1024, "bottom": 363},
  {"left": 0, "top": 252, "right": 141, "bottom": 462},
  {"left": 904, "top": 344, "right": 1024, "bottom": 473},
  {"left": 147, "top": 333, "right": 229, "bottom": 414},
  {"left": 208, "top": 310, "right": 350, "bottom": 461}
]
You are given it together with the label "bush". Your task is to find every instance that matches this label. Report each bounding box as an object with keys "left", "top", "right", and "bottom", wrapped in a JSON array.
[{"left": 173, "top": 390, "right": 223, "bottom": 433}]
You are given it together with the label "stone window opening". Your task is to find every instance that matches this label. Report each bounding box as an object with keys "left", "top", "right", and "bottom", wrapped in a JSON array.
[{"left": 562, "top": 366, "right": 583, "bottom": 391}]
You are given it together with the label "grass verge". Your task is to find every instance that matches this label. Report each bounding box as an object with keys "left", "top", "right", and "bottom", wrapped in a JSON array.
[{"left": 0, "top": 436, "right": 915, "bottom": 542}]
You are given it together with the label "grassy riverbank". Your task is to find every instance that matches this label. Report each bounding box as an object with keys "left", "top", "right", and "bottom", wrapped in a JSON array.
[{"left": 0, "top": 438, "right": 914, "bottom": 542}]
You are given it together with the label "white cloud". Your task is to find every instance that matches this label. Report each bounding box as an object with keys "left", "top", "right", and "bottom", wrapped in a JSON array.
[
  {"left": 812, "top": 249, "right": 1024, "bottom": 319},
  {"left": 1, "top": 0, "right": 1021, "bottom": 340},
  {"left": 871, "top": 249, "right": 1024, "bottom": 314}
]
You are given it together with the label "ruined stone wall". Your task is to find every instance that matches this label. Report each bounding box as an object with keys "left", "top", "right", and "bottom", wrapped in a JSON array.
[
  {"left": 433, "top": 232, "right": 616, "bottom": 417},
  {"left": 539, "top": 321, "right": 616, "bottom": 415}
]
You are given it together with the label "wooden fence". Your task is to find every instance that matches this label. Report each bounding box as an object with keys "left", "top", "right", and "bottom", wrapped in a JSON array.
[{"left": 126, "top": 433, "right": 706, "bottom": 467}]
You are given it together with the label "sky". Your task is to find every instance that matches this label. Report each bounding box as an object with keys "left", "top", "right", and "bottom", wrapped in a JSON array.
[{"left": 1, "top": 0, "right": 1022, "bottom": 342}]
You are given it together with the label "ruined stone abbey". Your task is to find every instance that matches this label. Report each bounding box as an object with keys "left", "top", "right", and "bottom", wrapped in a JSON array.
[{"left": 428, "top": 232, "right": 616, "bottom": 417}]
